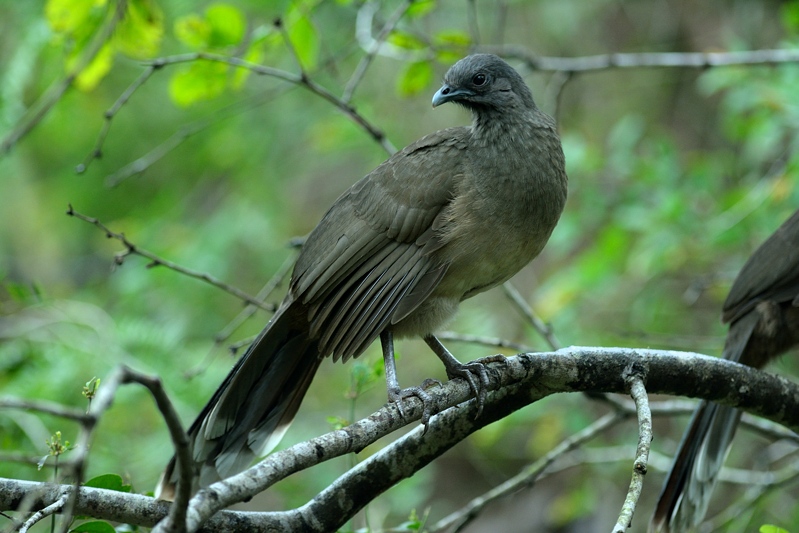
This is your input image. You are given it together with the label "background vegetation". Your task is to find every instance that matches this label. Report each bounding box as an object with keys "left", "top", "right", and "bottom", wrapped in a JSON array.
[{"left": 1, "top": 0, "right": 799, "bottom": 531}]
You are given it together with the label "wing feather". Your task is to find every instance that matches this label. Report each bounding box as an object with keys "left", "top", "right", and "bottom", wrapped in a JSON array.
[{"left": 288, "top": 128, "right": 471, "bottom": 361}]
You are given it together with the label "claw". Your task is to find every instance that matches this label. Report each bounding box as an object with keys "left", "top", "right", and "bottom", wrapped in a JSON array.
[
  {"left": 424, "top": 334, "right": 505, "bottom": 418},
  {"left": 388, "top": 378, "right": 442, "bottom": 428}
]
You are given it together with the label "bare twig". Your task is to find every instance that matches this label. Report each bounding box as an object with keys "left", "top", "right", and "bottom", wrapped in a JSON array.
[
  {"left": 103, "top": 120, "right": 208, "bottom": 187},
  {"left": 436, "top": 331, "right": 534, "bottom": 353},
  {"left": 546, "top": 70, "right": 573, "bottom": 125},
  {"left": 480, "top": 45, "right": 799, "bottom": 73},
  {"left": 149, "top": 52, "right": 396, "bottom": 154},
  {"left": 429, "top": 412, "right": 626, "bottom": 533},
  {"left": 126, "top": 367, "right": 192, "bottom": 533},
  {"left": 16, "top": 493, "right": 68, "bottom": 533},
  {"left": 58, "top": 366, "right": 190, "bottom": 533},
  {"left": 184, "top": 251, "right": 296, "bottom": 379},
  {"left": 466, "top": 0, "right": 481, "bottom": 45},
  {"left": 613, "top": 369, "right": 652, "bottom": 533},
  {"left": 705, "top": 459, "right": 799, "bottom": 532},
  {"left": 66, "top": 205, "right": 274, "bottom": 311},
  {"left": 343, "top": 0, "right": 414, "bottom": 103},
  {"left": 501, "top": 282, "right": 561, "bottom": 350},
  {"left": 76, "top": 66, "right": 159, "bottom": 174},
  {"left": 0, "top": 398, "right": 90, "bottom": 424},
  {"left": 0, "top": 1, "right": 127, "bottom": 155},
  {"left": 213, "top": 252, "right": 295, "bottom": 344}
]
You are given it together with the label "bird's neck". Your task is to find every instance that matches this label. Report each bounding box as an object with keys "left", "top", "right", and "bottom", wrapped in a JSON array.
[{"left": 469, "top": 107, "right": 549, "bottom": 149}]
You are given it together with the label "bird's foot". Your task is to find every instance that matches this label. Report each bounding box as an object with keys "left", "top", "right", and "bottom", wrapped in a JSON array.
[
  {"left": 388, "top": 378, "right": 443, "bottom": 428},
  {"left": 444, "top": 354, "right": 506, "bottom": 417}
]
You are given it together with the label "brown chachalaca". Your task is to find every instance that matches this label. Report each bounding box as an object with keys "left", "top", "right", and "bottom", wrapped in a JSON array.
[
  {"left": 156, "top": 54, "right": 568, "bottom": 498},
  {"left": 651, "top": 209, "right": 799, "bottom": 532}
]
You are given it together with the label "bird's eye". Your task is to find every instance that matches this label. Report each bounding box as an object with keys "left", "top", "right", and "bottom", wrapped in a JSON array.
[{"left": 472, "top": 73, "right": 487, "bottom": 86}]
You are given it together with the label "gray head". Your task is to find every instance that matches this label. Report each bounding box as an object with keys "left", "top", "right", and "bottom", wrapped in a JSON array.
[{"left": 432, "top": 54, "right": 536, "bottom": 112}]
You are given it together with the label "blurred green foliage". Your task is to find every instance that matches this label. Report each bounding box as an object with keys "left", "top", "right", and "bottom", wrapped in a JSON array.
[{"left": 1, "top": 1, "right": 799, "bottom": 532}]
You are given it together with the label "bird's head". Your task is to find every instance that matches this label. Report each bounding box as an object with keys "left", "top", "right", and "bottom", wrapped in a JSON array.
[{"left": 432, "top": 54, "right": 535, "bottom": 112}]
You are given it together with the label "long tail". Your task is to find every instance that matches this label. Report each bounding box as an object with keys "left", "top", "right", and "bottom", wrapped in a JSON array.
[
  {"left": 156, "top": 301, "right": 320, "bottom": 499},
  {"left": 650, "top": 402, "right": 742, "bottom": 532},
  {"left": 650, "top": 313, "right": 758, "bottom": 532}
]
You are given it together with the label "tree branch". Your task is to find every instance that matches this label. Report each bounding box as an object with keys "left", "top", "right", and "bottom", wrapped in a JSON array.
[
  {"left": 0, "top": 1, "right": 127, "bottom": 155},
  {"left": 480, "top": 45, "right": 799, "bottom": 72},
  {"left": 143, "top": 52, "right": 395, "bottom": 154},
  {"left": 613, "top": 369, "right": 652, "bottom": 533},
  {"left": 4, "top": 348, "right": 799, "bottom": 532},
  {"left": 66, "top": 206, "right": 275, "bottom": 312},
  {"left": 343, "top": 0, "right": 414, "bottom": 103}
]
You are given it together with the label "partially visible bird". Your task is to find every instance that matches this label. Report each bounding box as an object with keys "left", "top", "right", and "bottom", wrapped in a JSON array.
[
  {"left": 156, "top": 54, "right": 568, "bottom": 499},
  {"left": 651, "top": 209, "right": 799, "bottom": 532}
]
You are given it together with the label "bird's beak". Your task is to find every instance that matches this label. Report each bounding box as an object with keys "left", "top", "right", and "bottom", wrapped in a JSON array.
[{"left": 432, "top": 85, "right": 474, "bottom": 107}]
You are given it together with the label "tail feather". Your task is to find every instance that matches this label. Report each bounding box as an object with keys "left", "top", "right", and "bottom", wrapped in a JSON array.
[
  {"left": 156, "top": 301, "right": 320, "bottom": 499},
  {"left": 650, "top": 313, "right": 758, "bottom": 532},
  {"left": 650, "top": 402, "right": 741, "bottom": 532}
]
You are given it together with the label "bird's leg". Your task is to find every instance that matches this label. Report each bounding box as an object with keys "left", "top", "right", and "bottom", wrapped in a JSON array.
[
  {"left": 381, "top": 330, "right": 441, "bottom": 427},
  {"left": 423, "top": 334, "right": 506, "bottom": 417}
]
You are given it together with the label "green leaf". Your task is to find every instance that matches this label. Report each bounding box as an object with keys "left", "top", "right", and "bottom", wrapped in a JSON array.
[
  {"left": 397, "top": 60, "right": 433, "bottom": 97},
  {"left": 72, "top": 42, "right": 114, "bottom": 91},
  {"left": 46, "top": 0, "right": 106, "bottom": 34},
  {"left": 387, "top": 30, "right": 426, "bottom": 50},
  {"left": 84, "top": 473, "right": 132, "bottom": 493},
  {"left": 408, "top": 0, "right": 436, "bottom": 18},
  {"left": 286, "top": 9, "right": 319, "bottom": 69},
  {"left": 70, "top": 521, "right": 117, "bottom": 533},
  {"left": 434, "top": 30, "right": 471, "bottom": 62},
  {"left": 175, "top": 13, "right": 211, "bottom": 49},
  {"left": 206, "top": 3, "right": 246, "bottom": 48},
  {"left": 760, "top": 526, "right": 790, "bottom": 533},
  {"left": 115, "top": 0, "right": 164, "bottom": 58},
  {"left": 169, "top": 61, "right": 228, "bottom": 106}
]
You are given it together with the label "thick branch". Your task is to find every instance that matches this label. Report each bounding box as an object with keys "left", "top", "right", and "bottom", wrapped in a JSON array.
[{"left": 4, "top": 348, "right": 799, "bottom": 532}]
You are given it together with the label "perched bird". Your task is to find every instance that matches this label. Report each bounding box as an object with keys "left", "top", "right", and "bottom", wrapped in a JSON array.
[
  {"left": 651, "top": 209, "right": 799, "bottom": 532},
  {"left": 157, "top": 54, "right": 568, "bottom": 498}
]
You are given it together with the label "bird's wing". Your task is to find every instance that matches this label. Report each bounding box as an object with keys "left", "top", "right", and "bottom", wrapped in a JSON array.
[
  {"left": 722, "top": 209, "right": 799, "bottom": 325},
  {"left": 290, "top": 127, "right": 470, "bottom": 361}
]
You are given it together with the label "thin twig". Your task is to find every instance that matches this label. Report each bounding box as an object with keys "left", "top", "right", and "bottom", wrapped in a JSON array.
[
  {"left": 16, "top": 493, "right": 68, "bottom": 533},
  {"left": 121, "top": 367, "right": 192, "bottom": 533},
  {"left": 613, "top": 369, "right": 652, "bottom": 533},
  {"left": 436, "top": 331, "right": 533, "bottom": 353},
  {"left": 705, "top": 459, "right": 799, "bottom": 532},
  {"left": 343, "top": 0, "right": 414, "bottom": 103},
  {"left": 501, "top": 282, "right": 561, "bottom": 349},
  {"left": 82, "top": 48, "right": 360, "bottom": 180},
  {"left": 66, "top": 205, "right": 275, "bottom": 311},
  {"left": 183, "top": 251, "right": 296, "bottom": 379},
  {"left": 547, "top": 70, "right": 573, "bottom": 125},
  {"left": 0, "top": 398, "right": 90, "bottom": 424},
  {"left": 429, "top": 412, "right": 626, "bottom": 533},
  {"left": 61, "top": 366, "right": 191, "bottom": 533},
  {"left": 76, "top": 66, "right": 159, "bottom": 174},
  {"left": 213, "top": 252, "right": 295, "bottom": 344},
  {"left": 145, "top": 52, "right": 395, "bottom": 154},
  {"left": 0, "top": 1, "right": 127, "bottom": 155},
  {"left": 0, "top": 453, "right": 57, "bottom": 468},
  {"left": 480, "top": 45, "right": 799, "bottom": 72},
  {"left": 466, "top": 0, "right": 481, "bottom": 45},
  {"left": 103, "top": 120, "right": 208, "bottom": 187}
]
